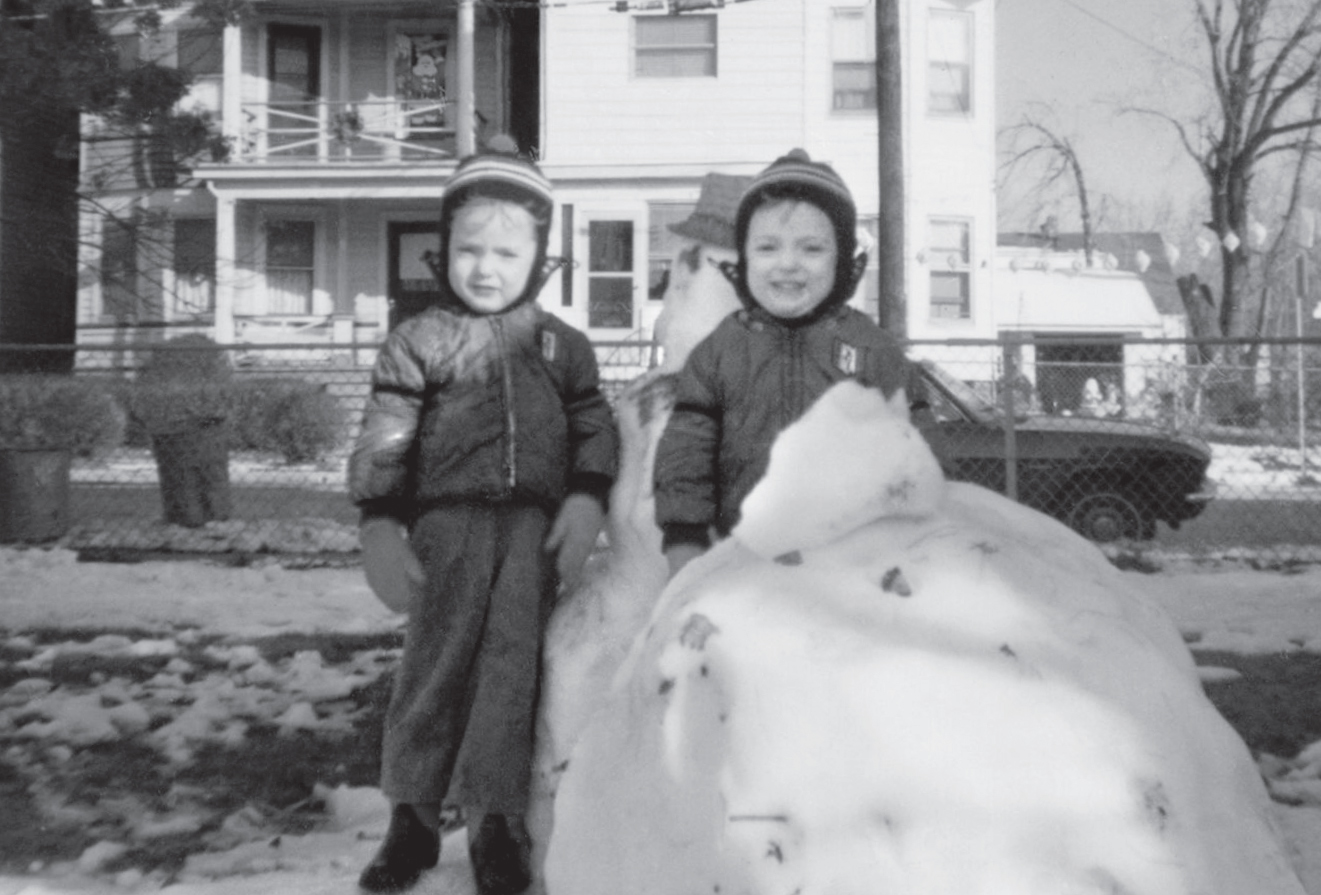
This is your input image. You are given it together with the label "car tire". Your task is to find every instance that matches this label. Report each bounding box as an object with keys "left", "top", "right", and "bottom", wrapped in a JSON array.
[{"left": 1066, "top": 491, "right": 1150, "bottom": 543}]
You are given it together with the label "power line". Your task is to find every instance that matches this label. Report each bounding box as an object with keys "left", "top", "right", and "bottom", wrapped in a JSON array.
[{"left": 1055, "top": 0, "right": 1203, "bottom": 75}]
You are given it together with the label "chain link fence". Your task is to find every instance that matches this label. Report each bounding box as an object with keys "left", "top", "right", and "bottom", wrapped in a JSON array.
[{"left": 2, "top": 335, "right": 1319, "bottom": 563}]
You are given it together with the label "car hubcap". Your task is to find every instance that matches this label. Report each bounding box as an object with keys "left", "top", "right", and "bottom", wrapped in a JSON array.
[{"left": 1072, "top": 495, "right": 1140, "bottom": 543}]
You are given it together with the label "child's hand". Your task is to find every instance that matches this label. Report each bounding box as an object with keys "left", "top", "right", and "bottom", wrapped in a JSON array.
[
  {"left": 359, "top": 517, "right": 425, "bottom": 613},
  {"left": 665, "top": 544, "right": 706, "bottom": 579},
  {"left": 545, "top": 494, "right": 605, "bottom": 594}
]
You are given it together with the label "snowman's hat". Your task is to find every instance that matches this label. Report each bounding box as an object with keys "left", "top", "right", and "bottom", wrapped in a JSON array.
[{"left": 668, "top": 173, "right": 754, "bottom": 250}]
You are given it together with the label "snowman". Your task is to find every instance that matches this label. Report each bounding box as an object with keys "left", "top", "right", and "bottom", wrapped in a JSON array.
[
  {"left": 526, "top": 176, "right": 750, "bottom": 873},
  {"left": 519, "top": 174, "right": 1306, "bottom": 894}
]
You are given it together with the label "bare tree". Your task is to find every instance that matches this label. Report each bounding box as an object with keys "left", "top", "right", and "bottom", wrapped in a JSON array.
[
  {"left": 999, "top": 112, "right": 1097, "bottom": 265},
  {"left": 1134, "top": 0, "right": 1321, "bottom": 351}
]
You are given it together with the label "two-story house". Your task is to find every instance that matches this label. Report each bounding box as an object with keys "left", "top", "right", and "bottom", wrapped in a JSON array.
[{"left": 75, "top": 0, "right": 997, "bottom": 361}]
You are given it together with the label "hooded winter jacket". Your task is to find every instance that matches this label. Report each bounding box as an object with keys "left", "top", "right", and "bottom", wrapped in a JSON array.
[
  {"left": 653, "top": 303, "right": 915, "bottom": 548},
  {"left": 349, "top": 300, "right": 617, "bottom": 520}
]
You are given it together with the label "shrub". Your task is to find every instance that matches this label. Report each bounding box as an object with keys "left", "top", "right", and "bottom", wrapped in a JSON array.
[
  {"left": 0, "top": 375, "right": 126, "bottom": 457},
  {"left": 231, "top": 378, "right": 347, "bottom": 464},
  {"left": 128, "top": 335, "right": 236, "bottom": 437}
]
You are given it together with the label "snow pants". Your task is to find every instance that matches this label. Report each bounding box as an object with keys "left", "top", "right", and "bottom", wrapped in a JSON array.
[{"left": 379, "top": 503, "right": 555, "bottom": 815}]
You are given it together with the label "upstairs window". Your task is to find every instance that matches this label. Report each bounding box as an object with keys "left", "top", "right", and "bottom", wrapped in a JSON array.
[
  {"left": 178, "top": 29, "right": 223, "bottom": 114},
  {"left": 928, "top": 9, "right": 972, "bottom": 116},
  {"left": 634, "top": 15, "right": 717, "bottom": 77},
  {"left": 928, "top": 218, "right": 971, "bottom": 320},
  {"left": 831, "top": 7, "right": 875, "bottom": 111}
]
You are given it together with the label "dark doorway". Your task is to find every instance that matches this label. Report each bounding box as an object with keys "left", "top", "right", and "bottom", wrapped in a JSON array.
[
  {"left": 388, "top": 222, "right": 443, "bottom": 330},
  {"left": 267, "top": 24, "right": 321, "bottom": 156},
  {"left": 505, "top": 6, "right": 540, "bottom": 156}
]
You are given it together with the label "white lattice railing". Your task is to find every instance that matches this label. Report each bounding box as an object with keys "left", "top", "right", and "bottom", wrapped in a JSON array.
[{"left": 235, "top": 99, "right": 458, "bottom": 163}]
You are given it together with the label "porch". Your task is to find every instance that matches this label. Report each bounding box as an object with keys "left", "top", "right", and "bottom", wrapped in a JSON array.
[{"left": 195, "top": 0, "right": 538, "bottom": 170}]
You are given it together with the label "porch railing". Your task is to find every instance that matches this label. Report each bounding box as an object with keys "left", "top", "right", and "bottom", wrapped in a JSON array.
[{"left": 234, "top": 99, "right": 459, "bottom": 163}]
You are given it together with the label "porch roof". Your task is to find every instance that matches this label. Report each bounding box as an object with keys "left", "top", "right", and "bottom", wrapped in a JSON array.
[{"left": 197, "top": 160, "right": 765, "bottom": 200}]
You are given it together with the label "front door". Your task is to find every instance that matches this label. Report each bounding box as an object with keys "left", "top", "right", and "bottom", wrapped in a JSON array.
[
  {"left": 388, "top": 221, "right": 443, "bottom": 330},
  {"left": 583, "top": 217, "right": 639, "bottom": 332}
]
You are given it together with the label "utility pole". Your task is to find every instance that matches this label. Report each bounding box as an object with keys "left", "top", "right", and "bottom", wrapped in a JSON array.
[
  {"left": 456, "top": 0, "right": 476, "bottom": 156},
  {"left": 875, "top": 0, "right": 905, "bottom": 337}
]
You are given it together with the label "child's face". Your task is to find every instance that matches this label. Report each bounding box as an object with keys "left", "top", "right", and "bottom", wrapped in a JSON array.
[
  {"left": 745, "top": 200, "right": 838, "bottom": 319},
  {"left": 448, "top": 199, "right": 539, "bottom": 314}
]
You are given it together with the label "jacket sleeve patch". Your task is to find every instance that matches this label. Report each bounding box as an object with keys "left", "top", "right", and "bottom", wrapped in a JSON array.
[{"left": 834, "top": 339, "right": 864, "bottom": 376}]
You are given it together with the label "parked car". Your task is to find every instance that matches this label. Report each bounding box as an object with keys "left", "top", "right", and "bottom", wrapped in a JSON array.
[{"left": 914, "top": 360, "right": 1214, "bottom": 542}]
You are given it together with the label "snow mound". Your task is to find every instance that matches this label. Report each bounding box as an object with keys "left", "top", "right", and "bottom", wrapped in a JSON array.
[
  {"left": 543, "top": 381, "right": 1305, "bottom": 895},
  {"left": 735, "top": 380, "right": 944, "bottom": 558}
]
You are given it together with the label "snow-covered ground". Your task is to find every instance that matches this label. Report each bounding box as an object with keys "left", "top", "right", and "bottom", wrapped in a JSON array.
[{"left": 2, "top": 504, "right": 1321, "bottom": 892}]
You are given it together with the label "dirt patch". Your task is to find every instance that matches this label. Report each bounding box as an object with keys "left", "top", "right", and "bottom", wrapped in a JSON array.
[
  {"left": 0, "top": 629, "right": 401, "bottom": 878},
  {"left": 1193, "top": 648, "right": 1321, "bottom": 758}
]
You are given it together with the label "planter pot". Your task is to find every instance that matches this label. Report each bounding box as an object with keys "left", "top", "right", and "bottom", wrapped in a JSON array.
[
  {"left": 151, "top": 422, "right": 232, "bottom": 528},
  {"left": 0, "top": 448, "right": 71, "bottom": 543}
]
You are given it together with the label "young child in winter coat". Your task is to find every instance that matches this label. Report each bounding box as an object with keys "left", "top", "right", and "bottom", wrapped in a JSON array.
[
  {"left": 348, "top": 137, "right": 618, "bottom": 895},
  {"left": 654, "top": 148, "right": 923, "bottom": 577}
]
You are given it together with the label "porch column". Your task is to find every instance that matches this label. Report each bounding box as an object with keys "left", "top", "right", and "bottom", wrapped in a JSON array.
[
  {"left": 222, "top": 23, "right": 242, "bottom": 150},
  {"left": 456, "top": 0, "right": 475, "bottom": 156},
  {"left": 214, "top": 195, "right": 237, "bottom": 345},
  {"left": 333, "top": 200, "right": 353, "bottom": 344}
]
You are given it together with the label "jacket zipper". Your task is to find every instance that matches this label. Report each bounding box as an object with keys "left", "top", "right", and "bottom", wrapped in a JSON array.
[
  {"left": 786, "top": 328, "right": 804, "bottom": 424},
  {"left": 491, "top": 317, "right": 517, "bottom": 491}
]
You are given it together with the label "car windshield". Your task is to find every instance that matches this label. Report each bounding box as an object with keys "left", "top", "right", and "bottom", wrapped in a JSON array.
[{"left": 917, "top": 359, "right": 1001, "bottom": 424}]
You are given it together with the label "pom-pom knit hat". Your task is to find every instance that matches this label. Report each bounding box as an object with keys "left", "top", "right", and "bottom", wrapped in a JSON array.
[
  {"left": 434, "top": 134, "right": 556, "bottom": 310},
  {"left": 730, "top": 148, "right": 863, "bottom": 321}
]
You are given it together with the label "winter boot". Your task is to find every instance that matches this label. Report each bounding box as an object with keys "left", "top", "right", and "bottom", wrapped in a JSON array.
[
  {"left": 358, "top": 803, "right": 441, "bottom": 892},
  {"left": 468, "top": 813, "right": 532, "bottom": 895}
]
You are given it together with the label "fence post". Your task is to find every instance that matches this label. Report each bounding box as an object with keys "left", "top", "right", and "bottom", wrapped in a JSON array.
[
  {"left": 1297, "top": 277, "right": 1310, "bottom": 484},
  {"left": 1002, "top": 337, "right": 1019, "bottom": 502}
]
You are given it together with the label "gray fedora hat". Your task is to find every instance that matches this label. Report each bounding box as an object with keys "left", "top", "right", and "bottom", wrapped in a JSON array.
[{"left": 668, "top": 173, "right": 754, "bottom": 250}]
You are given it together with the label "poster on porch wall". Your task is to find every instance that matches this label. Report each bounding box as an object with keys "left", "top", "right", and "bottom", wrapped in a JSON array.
[{"left": 395, "top": 33, "right": 447, "bottom": 138}]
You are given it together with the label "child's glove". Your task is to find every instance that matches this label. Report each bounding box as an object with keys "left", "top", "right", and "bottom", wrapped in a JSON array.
[
  {"left": 359, "top": 516, "right": 424, "bottom": 613},
  {"left": 545, "top": 493, "right": 605, "bottom": 594}
]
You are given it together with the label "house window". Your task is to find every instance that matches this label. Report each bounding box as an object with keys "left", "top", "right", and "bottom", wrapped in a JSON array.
[
  {"left": 100, "top": 219, "right": 138, "bottom": 321},
  {"left": 178, "top": 29, "right": 223, "bottom": 115},
  {"left": 394, "top": 32, "right": 449, "bottom": 140},
  {"left": 647, "top": 202, "right": 696, "bottom": 300},
  {"left": 928, "top": 9, "right": 972, "bottom": 116},
  {"left": 264, "top": 219, "right": 316, "bottom": 314},
  {"left": 588, "top": 220, "right": 635, "bottom": 328},
  {"left": 173, "top": 219, "right": 215, "bottom": 314},
  {"left": 634, "top": 15, "right": 717, "bottom": 78},
  {"left": 929, "top": 218, "right": 971, "bottom": 320},
  {"left": 831, "top": 7, "right": 875, "bottom": 111}
]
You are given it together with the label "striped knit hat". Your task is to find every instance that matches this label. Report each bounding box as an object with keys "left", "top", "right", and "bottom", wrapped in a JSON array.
[
  {"left": 436, "top": 135, "right": 555, "bottom": 308},
  {"left": 442, "top": 134, "right": 554, "bottom": 221},
  {"left": 731, "top": 148, "right": 862, "bottom": 318}
]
